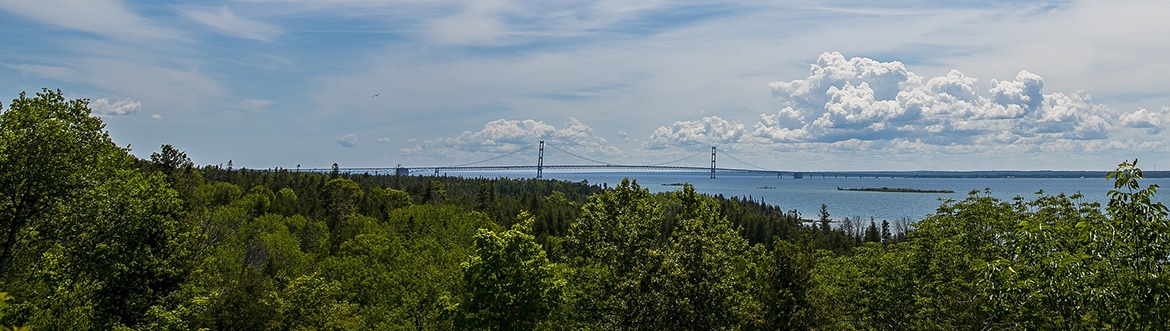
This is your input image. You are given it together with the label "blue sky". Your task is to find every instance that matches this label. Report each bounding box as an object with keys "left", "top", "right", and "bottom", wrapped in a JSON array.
[{"left": 3, "top": 0, "right": 1170, "bottom": 171}]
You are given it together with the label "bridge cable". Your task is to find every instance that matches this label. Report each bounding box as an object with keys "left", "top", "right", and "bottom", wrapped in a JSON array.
[
  {"left": 446, "top": 143, "right": 535, "bottom": 167},
  {"left": 650, "top": 153, "right": 702, "bottom": 167},
  {"left": 544, "top": 143, "right": 612, "bottom": 165},
  {"left": 719, "top": 149, "right": 771, "bottom": 170}
]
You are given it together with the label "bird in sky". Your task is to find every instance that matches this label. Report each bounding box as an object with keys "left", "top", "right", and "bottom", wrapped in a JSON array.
[{"left": 372, "top": 93, "right": 381, "bottom": 97}]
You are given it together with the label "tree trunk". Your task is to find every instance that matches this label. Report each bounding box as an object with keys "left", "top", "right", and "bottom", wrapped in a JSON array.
[{"left": 0, "top": 218, "right": 20, "bottom": 278}]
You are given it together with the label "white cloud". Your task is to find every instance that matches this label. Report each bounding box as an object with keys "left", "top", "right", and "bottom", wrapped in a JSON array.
[
  {"left": 5, "top": 64, "right": 74, "bottom": 80},
  {"left": 337, "top": 133, "right": 358, "bottom": 147},
  {"left": 428, "top": 0, "right": 506, "bottom": 45},
  {"left": 181, "top": 6, "right": 283, "bottom": 42},
  {"left": 0, "top": 0, "right": 177, "bottom": 41},
  {"left": 926, "top": 70, "right": 979, "bottom": 102},
  {"left": 400, "top": 144, "right": 422, "bottom": 154},
  {"left": 1022, "top": 91, "right": 1110, "bottom": 139},
  {"left": 648, "top": 116, "right": 749, "bottom": 149},
  {"left": 768, "top": 52, "right": 919, "bottom": 111},
  {"left": 551, "top": 118, "right": 619, "bottom": 153},
  {"left": 377, "top": 137, "right": 391, "bottom": 143},
  {"left": 648, "top": 53, "right": 1159, "bottom": 155},
  {"left": 437, "top": 118, "right": 619, "bottom": 155},
  {"left": 1122, "top": 107, "right": 1170, "bottom": 133},
  {"left": 449, "top": 118, "right": 555, "bottom": 150},
  {"left": 753, "top": 107, "right": 812, "bottom": 142},
  {"left": 987, "top": 70, "right": 1043, "bottom": 118},
  {"left": 150, "top": 114, "right": 162, "bottom": 120},
  {"left": 90, "top": 97, "right": 140, "bottom": 116},
  {"left": 7, "top": 0, "right": 1167, "bottom": 170}
]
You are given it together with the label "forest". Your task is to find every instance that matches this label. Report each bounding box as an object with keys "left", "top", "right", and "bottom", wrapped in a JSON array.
[{"left": 2, "top": 88, "right": 1169, "bottom": 330}]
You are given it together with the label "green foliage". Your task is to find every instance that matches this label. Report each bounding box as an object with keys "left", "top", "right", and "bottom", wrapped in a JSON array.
[
  {"left": 656, "top": 185, "right": 754, "bottom": 329},
  {"left": 150, "top": 144, "right": 194, "bottom": 173},
  {"left": 10, "top": 88, "right": 1170, "bottom": 329},
  {"left": 274, "top": 187, "right": 300, "bottom": 216},
  {"left": 805, "top": 160, "right": 1170, "bottom": 329},
  {"left": 0, "top": 292, "right": 27, "bottom": 331},
  {"left": 561, "top": 181, "right": 759, "bottom": 329},
  {"left": 0, "top": 90, "right": 190, "bottom": 329},
  {"left": 560, "top": 178, "right": 663, "bottom": 328},
  {"left": 757, "top": 236, "right": 818, "bottom": 329},
  {"left": 0, "top": 88, "right": 122, "bottom": 278},
  {"left": 456, "top": 213, "right": 562, "bottom": 330},
  {"left": 265, "top": 273, "right": 360, "bottom": 330},
  {"left": 818, "top": 203, "right": 831, "bottom": 235},
  {"left": 325, "top": 178, "right": 363, "bottom": 221},
  {"left": 1101, "top": 159, "right": 1170, "bottom": 327},
  {"left": 58, "top": 169, "right": 188, "bottom": 328},
  {"left": 424, "top": 180, "right": 447, "bottom": 204}
]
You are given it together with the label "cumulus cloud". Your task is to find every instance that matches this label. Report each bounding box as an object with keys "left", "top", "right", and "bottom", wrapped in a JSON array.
[
  {"left": 337, "top": 133, "right": 358, "bottom": 147},
  {"left": 650, "top": 52, "right": 1162, "bottom": 154},
  {"left": 1122, "top": 107, "right": 1170, "bottom": 133},
  {"left": 648, "top": 116, "right": 749, "bottom": 149},
  {"left": 377, "top": 137, "right": 391, "bottom": 143},
  {"left": 988, "top": 70, "right": 1044, "bottom": 117},
  {"left": 768, "top": 52, "right": 918, "bottom": 110},
  {"left": 753, "top": 107, "right": 812, "bottom": 142},
  {"left": 91, "top": 97, "right": 141, "bottom": 116},
  {"left": 150, "top": 114, "right": 162, "bottom": 120},
  {"left": 439, "top": 118, "right": 619, "bottom": 155},
  {"left": 551, "top": 118, "right": 622, "bottom": 153}
]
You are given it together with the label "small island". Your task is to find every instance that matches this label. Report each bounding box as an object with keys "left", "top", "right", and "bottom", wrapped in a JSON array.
[
  {"left": 662, "top": 182, "right": 687, "bottom": 186},
  {"left": 837, "top": 186, "right": 955, "bottom": 194}
]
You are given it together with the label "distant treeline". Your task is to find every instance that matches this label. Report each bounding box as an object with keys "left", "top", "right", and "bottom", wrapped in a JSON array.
[
  {"left": 837, "top": 186, "right": 956, "bottom": 194},
  {"left": 3, "top": 89, "right": 1169, "bottom": 330}
]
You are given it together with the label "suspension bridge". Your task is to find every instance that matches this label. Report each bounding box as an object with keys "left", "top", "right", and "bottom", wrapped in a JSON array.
[
  {"left": 330, "top": 141, "right": 822, "bottom": 179},
  {"left": 396, "top": 141, "right": 785, "bottom": 179},
  {"left": 302, "top": 144, "right": 1130, "bottom": 179}
]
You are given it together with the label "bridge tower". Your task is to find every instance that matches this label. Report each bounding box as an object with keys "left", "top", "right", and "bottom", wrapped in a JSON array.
[
  {"left": 537, "top": 140, "right": 545, "bottom": 179},
  {"left": 710, "top": 146, "right": 717, "bottom": 179}
]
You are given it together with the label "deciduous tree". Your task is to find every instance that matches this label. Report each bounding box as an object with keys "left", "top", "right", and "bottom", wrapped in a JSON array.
[{"left": 0, "top": 89, "right": 120, "bottom": 278}]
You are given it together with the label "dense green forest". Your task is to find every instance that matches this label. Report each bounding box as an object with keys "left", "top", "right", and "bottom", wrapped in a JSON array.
[{"left": 2, "top": 89, "right": 1169, "bottom": 329}]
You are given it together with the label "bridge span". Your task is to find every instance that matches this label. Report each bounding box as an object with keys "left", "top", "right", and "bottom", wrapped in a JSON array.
[
  {"left": 399, "top": 164, "right": 785, "bottom": 177},
  {"left": 393, "top": 143, "right": 754, "bottom": 178},
  {"left": 314, "top": 141, "right": 917, "bottom": 179},
  {"left": 319, "top": 165, "right": 916, "bottom": 180}
]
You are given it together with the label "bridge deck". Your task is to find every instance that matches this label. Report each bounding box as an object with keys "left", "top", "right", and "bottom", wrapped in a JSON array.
[{"left": 413, "top": 164, "right": 774, "bottom": 173}]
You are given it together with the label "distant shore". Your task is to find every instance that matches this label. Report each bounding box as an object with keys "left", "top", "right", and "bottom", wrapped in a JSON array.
[{"left": 837, "top": 186, "right": 956, "bottom": 194}]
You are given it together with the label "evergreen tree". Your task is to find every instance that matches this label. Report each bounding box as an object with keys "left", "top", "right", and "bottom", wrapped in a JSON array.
[
  {"left": 818, "top": 204, "right": 831, "bottom": 235},
  {"left": 864, "top": 220, "right": 880, "bottom": 243}
]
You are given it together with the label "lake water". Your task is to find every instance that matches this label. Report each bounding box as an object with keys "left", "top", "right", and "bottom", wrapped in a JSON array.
[{"left": 463, "top": 171, "right": 1170, "bottom": 222}]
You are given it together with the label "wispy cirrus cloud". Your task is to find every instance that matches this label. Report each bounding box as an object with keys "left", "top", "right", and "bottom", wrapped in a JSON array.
[
  {"left": 408, "top": 118, "right": 620, "bottom": 158},
  {"left": 181, "top": 6, "right": 283, "bottom": 42},
  {"left": 0, "top": 0, "right": 177, "bottom": 41}
]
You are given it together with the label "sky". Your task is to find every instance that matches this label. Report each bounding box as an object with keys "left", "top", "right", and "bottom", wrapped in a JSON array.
[{"left": 3, "top": 0, "right": 1170, "bottom": 171}]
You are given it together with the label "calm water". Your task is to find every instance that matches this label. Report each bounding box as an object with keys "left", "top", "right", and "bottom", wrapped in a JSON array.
[{"left": 461, "top": 171, "right": 1170, "bottom": 222}]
